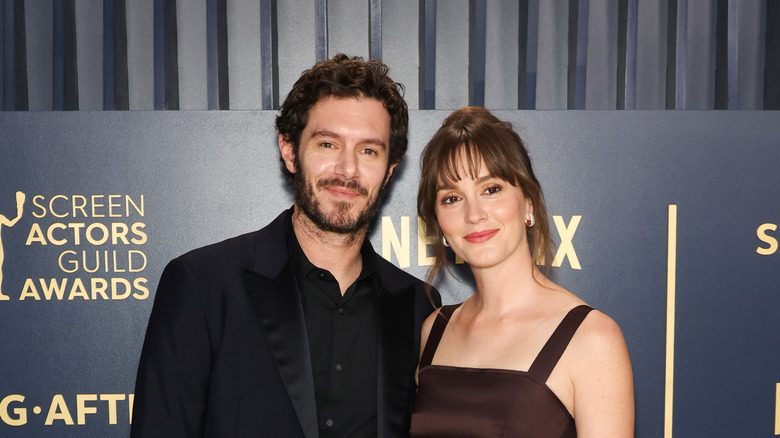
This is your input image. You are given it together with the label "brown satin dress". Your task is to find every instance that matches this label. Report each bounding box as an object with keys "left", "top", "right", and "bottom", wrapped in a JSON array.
[{"left": 410, "top": 304, "right": 592, "bottom": 438}]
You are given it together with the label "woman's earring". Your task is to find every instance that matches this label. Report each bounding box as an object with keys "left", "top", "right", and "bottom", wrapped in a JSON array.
[
  {"left": 525, "top": 212, "right": 535, "bottom": 227},
  {"left": 442, "top": 236, "right": 449, "bottom": 247}
]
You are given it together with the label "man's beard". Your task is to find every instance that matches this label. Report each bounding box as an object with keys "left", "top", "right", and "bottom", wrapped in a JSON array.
[{"left": 293, "top": 161, "right": 387, "bottom": 235}]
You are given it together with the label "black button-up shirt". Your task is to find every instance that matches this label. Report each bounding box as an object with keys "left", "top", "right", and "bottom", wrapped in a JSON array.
[{"left": 287, "top": 222, "right": 380, "bottom": 438}]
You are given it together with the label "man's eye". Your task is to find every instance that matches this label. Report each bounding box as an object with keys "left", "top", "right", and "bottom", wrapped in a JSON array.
[{"left": 320, "top": 142, "right": 334, "bottom": 148}]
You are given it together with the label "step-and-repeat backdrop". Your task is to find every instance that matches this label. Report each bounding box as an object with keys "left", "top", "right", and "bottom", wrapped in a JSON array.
[{"left": 1, "top": 110, "right": 778, "bottom": 437}]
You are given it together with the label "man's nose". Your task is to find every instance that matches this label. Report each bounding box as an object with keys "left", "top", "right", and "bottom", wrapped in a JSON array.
[{"left": 334, "top": 149, "right": 359, "bottom": 179}]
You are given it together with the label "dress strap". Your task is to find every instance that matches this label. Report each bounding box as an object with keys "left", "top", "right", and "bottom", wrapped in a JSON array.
[
  {"left": 527, "top": 305, "right": 593, "bottom": 382},
  {"left": 419, "top": 304, "right": 461, "bottom": 368}
]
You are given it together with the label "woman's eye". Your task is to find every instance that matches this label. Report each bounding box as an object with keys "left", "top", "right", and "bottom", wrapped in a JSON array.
[
  {"left": 485, "top": 185, "right": 502, "bottom": 194},
  {"left": 441, "top": 195, "right": 460, "bottom": 205}
]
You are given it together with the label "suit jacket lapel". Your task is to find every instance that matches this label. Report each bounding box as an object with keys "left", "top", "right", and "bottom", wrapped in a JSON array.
[
  {"left": 376, "top": 282, "right": 416, "bottom": 438},
  {"left": 242, "top": 210, "right": 319, "bottom": 438}
]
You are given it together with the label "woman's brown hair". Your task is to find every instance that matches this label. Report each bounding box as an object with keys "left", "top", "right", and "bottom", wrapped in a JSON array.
[{"left": 417, "top": 106, "right": 553, "bottom": 291}]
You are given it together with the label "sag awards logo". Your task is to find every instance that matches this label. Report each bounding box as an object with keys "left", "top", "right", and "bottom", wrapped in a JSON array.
[
  {"left": 0, "top": 192, "right": 25, "bottom": 300},
  {"left": 1, "top": 191, "right": 150, "bottom": 301}
]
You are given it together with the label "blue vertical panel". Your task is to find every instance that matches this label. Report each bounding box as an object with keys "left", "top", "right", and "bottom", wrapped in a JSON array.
[
  {"left": 24, "top": 1, "right": 51, "bottom": 110},
  {"left": 103, "top": 0, "right": 115, "bottom": 109},
  {"left": 62, "top": 0, "right": 78, "bottom": 110},
  {"left": 469, "top": 0, "right": 486, "bottom": 107},
  {"left": 484, "top": 0, "right": 518, "bottom": 109},
  {"left": 227, "top": 0, "right": 261, "bottom": 110},
  {"left": 624, "top": 0, "right": 638, "bottom": 109},
  {"left": 177, "top": 1, "right": 207, "bottom": 109},
  {"left": 161, "top": 0, "right": 179, "bottom": 109},
  {"left": 685, "top": 1, "right": 717, "bottom": 109},
  {"left": 126, "top": 0, "right": 154, "bottom": 110},
  {"left": 206, "top": 0, "right": 217, "bottom": 109},
  {"left": 328, "top": 0, "right": 368, "bottom": 59},
  {"left": 382, "top": 0, "right": 419, "bottom": 108},
  {"left": 525, "top": 0, "right": 539, "bottom": 109},
  {"left": 369, "top": 0, "right": 381, "bottom": 60},
  {"left": 52, "top": 0, "right": 83, "bottom": 111},
  {"left": 567, "top": 0, "right": 577, "bottom": 109},
  {"left": 11, "top": 0, "right": 25, "bottom": 110},
  {"left": 584, "top": 0, "right": 615, "bottom": 110},
  {"left": 675, "top": 0, "right": 687, "bottom": 109},
  {"left": 665, "top": 0, "right": 676, "bottom": 109},
  {"left": 153, "top": 0, "right": 164, "bottom": 109},
  {"left": 215, "top": 0, "right": 228, "bottom": 109},
  {"left": 635, "top": 1, "right": 666, "bottom": 109},
  {"left": 765, "top": 0, "right": 779, "bottom": 109},
  {"left": 726, "top": 0, "right": 738, "bottom": 109},
  {"left": 714, "top": 0, "right": 728, "bottom": 109},
  {"left": 75, "top": 0, "right": 103, "bottom": 110},
  {"left": 536, "top": 2, "right": 568, "bottom": 109},
  {"left": 315, "top": 0, "right": 327, "bottom": 61},
  {"left": 0, "top": 1, "right": 3, "bottom": 108},
  {"left": 420, "top": 0, "right": 436, "bottom": 109},
  {"left": 567, "top": 0, "right": 588, "bottom": 109},
  {"left": 259, "top": 0, "right": 277, "bottom": 110},
  {"left": 735, "top": 0, "right": 763, "bottom": 110},
  {"left": 3, "top": 0, "right": 20, "bottom": 110},
  {"left": 617, "top": 0, "right": 628, "bottom": 109},
  {"left": 435, "top": 0, "right": 469, "bottom": 109},
  {"left": 53, "top": 0, "right": 64, "bottom": 110},
  {"left": 275, "top": 1, "right": 315, "bottom": 104},
  {"left": 112, "top": 0, "right": 129, "bottom": 110}
]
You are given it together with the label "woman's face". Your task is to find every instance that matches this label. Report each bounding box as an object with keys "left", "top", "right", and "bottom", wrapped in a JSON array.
[{"left": 434, "top": 157, "right": 533, "bottom": 270}]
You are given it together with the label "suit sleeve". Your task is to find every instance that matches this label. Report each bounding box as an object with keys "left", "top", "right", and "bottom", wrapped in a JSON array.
[{"left": 131, "top": 257, "right": 213, "bottom": 438}]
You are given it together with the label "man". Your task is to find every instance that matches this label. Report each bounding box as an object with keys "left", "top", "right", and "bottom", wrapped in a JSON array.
[{"left": 131, "top": 54, "right": 439, "bottom": 438}]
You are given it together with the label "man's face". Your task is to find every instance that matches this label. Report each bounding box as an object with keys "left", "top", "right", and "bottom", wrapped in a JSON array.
[{"left": 279, "top": 96, "right": 396, "bottom": 234}]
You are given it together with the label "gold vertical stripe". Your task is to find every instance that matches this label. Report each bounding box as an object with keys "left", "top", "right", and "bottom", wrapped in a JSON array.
[
  {"left": 775, "top": 383, "right": 779, "bottom": 435},
  {"left": 665, "top": 204, "right": 677, "bottom": 438}
]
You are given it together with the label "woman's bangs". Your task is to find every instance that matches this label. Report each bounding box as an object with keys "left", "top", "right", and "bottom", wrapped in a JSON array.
[{"left": 436, "top": 142, "right": 484, "bottom": 186}]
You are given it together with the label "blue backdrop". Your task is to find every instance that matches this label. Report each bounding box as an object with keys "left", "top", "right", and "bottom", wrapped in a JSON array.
[{"left": 1, "top": 110, "right": 778, "bottom": 437}]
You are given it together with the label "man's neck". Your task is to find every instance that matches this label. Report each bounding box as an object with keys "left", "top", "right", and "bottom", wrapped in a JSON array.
[{"left": 291, "top": 207, "right": 367, "bottom": 294}]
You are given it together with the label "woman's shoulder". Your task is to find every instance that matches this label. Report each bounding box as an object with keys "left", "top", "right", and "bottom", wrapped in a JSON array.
[
  {"left": 541, "top": 285, "right": 628, "bottom": 365},
  {"left": 420, "top": 302, "right": 462, "bottom": 349},
  {"left": 565, "top": 307, "right": 631, "bottom": 375},
  {"left": 577, "top": 308, "right": 625, "bottom": 344},
  {"left": 564, "top": 306, "right": 635, "bottom": 435},
  {"left": 422, "top": 302, "right": 462, "bottom": 332}
]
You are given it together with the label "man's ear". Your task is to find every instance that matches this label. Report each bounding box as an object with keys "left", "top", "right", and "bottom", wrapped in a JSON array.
[
  {"left": 383, "top": 162, "right": 398, "bottom": 186},
  {"left": 279, "top": 134, "right": 296, "bottom": 174}
]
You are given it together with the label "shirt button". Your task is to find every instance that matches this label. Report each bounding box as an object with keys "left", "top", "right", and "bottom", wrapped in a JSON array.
[
  {"left": 318, "top": 271, "right": 326, "bottom": 278},
  {"left": 338, "top": 308, "right": 344, "bottom": 315},
  {"left": 335, "top": 363, "right": 343, "bottom": 371},
  {"left": 326, "top": 419, "right": 334, "bottom": 427}
]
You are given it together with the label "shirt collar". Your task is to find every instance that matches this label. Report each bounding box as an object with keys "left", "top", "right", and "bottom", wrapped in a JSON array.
[{"left": 285, "top": 214, "right": 381, "bottom": 289}]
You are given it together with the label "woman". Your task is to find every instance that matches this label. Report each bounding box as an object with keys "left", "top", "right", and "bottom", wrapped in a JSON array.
[{"left": 411, "top": 107, "right": 634, "bottom": 437}]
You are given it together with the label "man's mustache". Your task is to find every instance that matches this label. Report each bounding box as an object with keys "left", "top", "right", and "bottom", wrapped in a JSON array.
[{"left": 317, "top": 178, "right": 369, "bottom": 196}]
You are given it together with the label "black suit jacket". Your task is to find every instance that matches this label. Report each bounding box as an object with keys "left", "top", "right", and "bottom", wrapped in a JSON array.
[{"left": 131, "top": 209, "right": 438, "bottom": 438}]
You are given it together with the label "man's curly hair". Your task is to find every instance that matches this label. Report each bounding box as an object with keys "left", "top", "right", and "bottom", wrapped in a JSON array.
[{"left": 275, "top": 54, "right": 409, "bottom": 184}]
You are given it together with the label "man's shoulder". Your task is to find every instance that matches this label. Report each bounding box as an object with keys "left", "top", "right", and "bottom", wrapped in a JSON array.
[
  {"left": 174, "top": 210, "right": 289, "bottom": 268},
  {"left": 171, "top": 231, "right": 260, "bottom": 273},
  {"left": 180, "top": 230, "right": 258, "bottom": 258}
]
